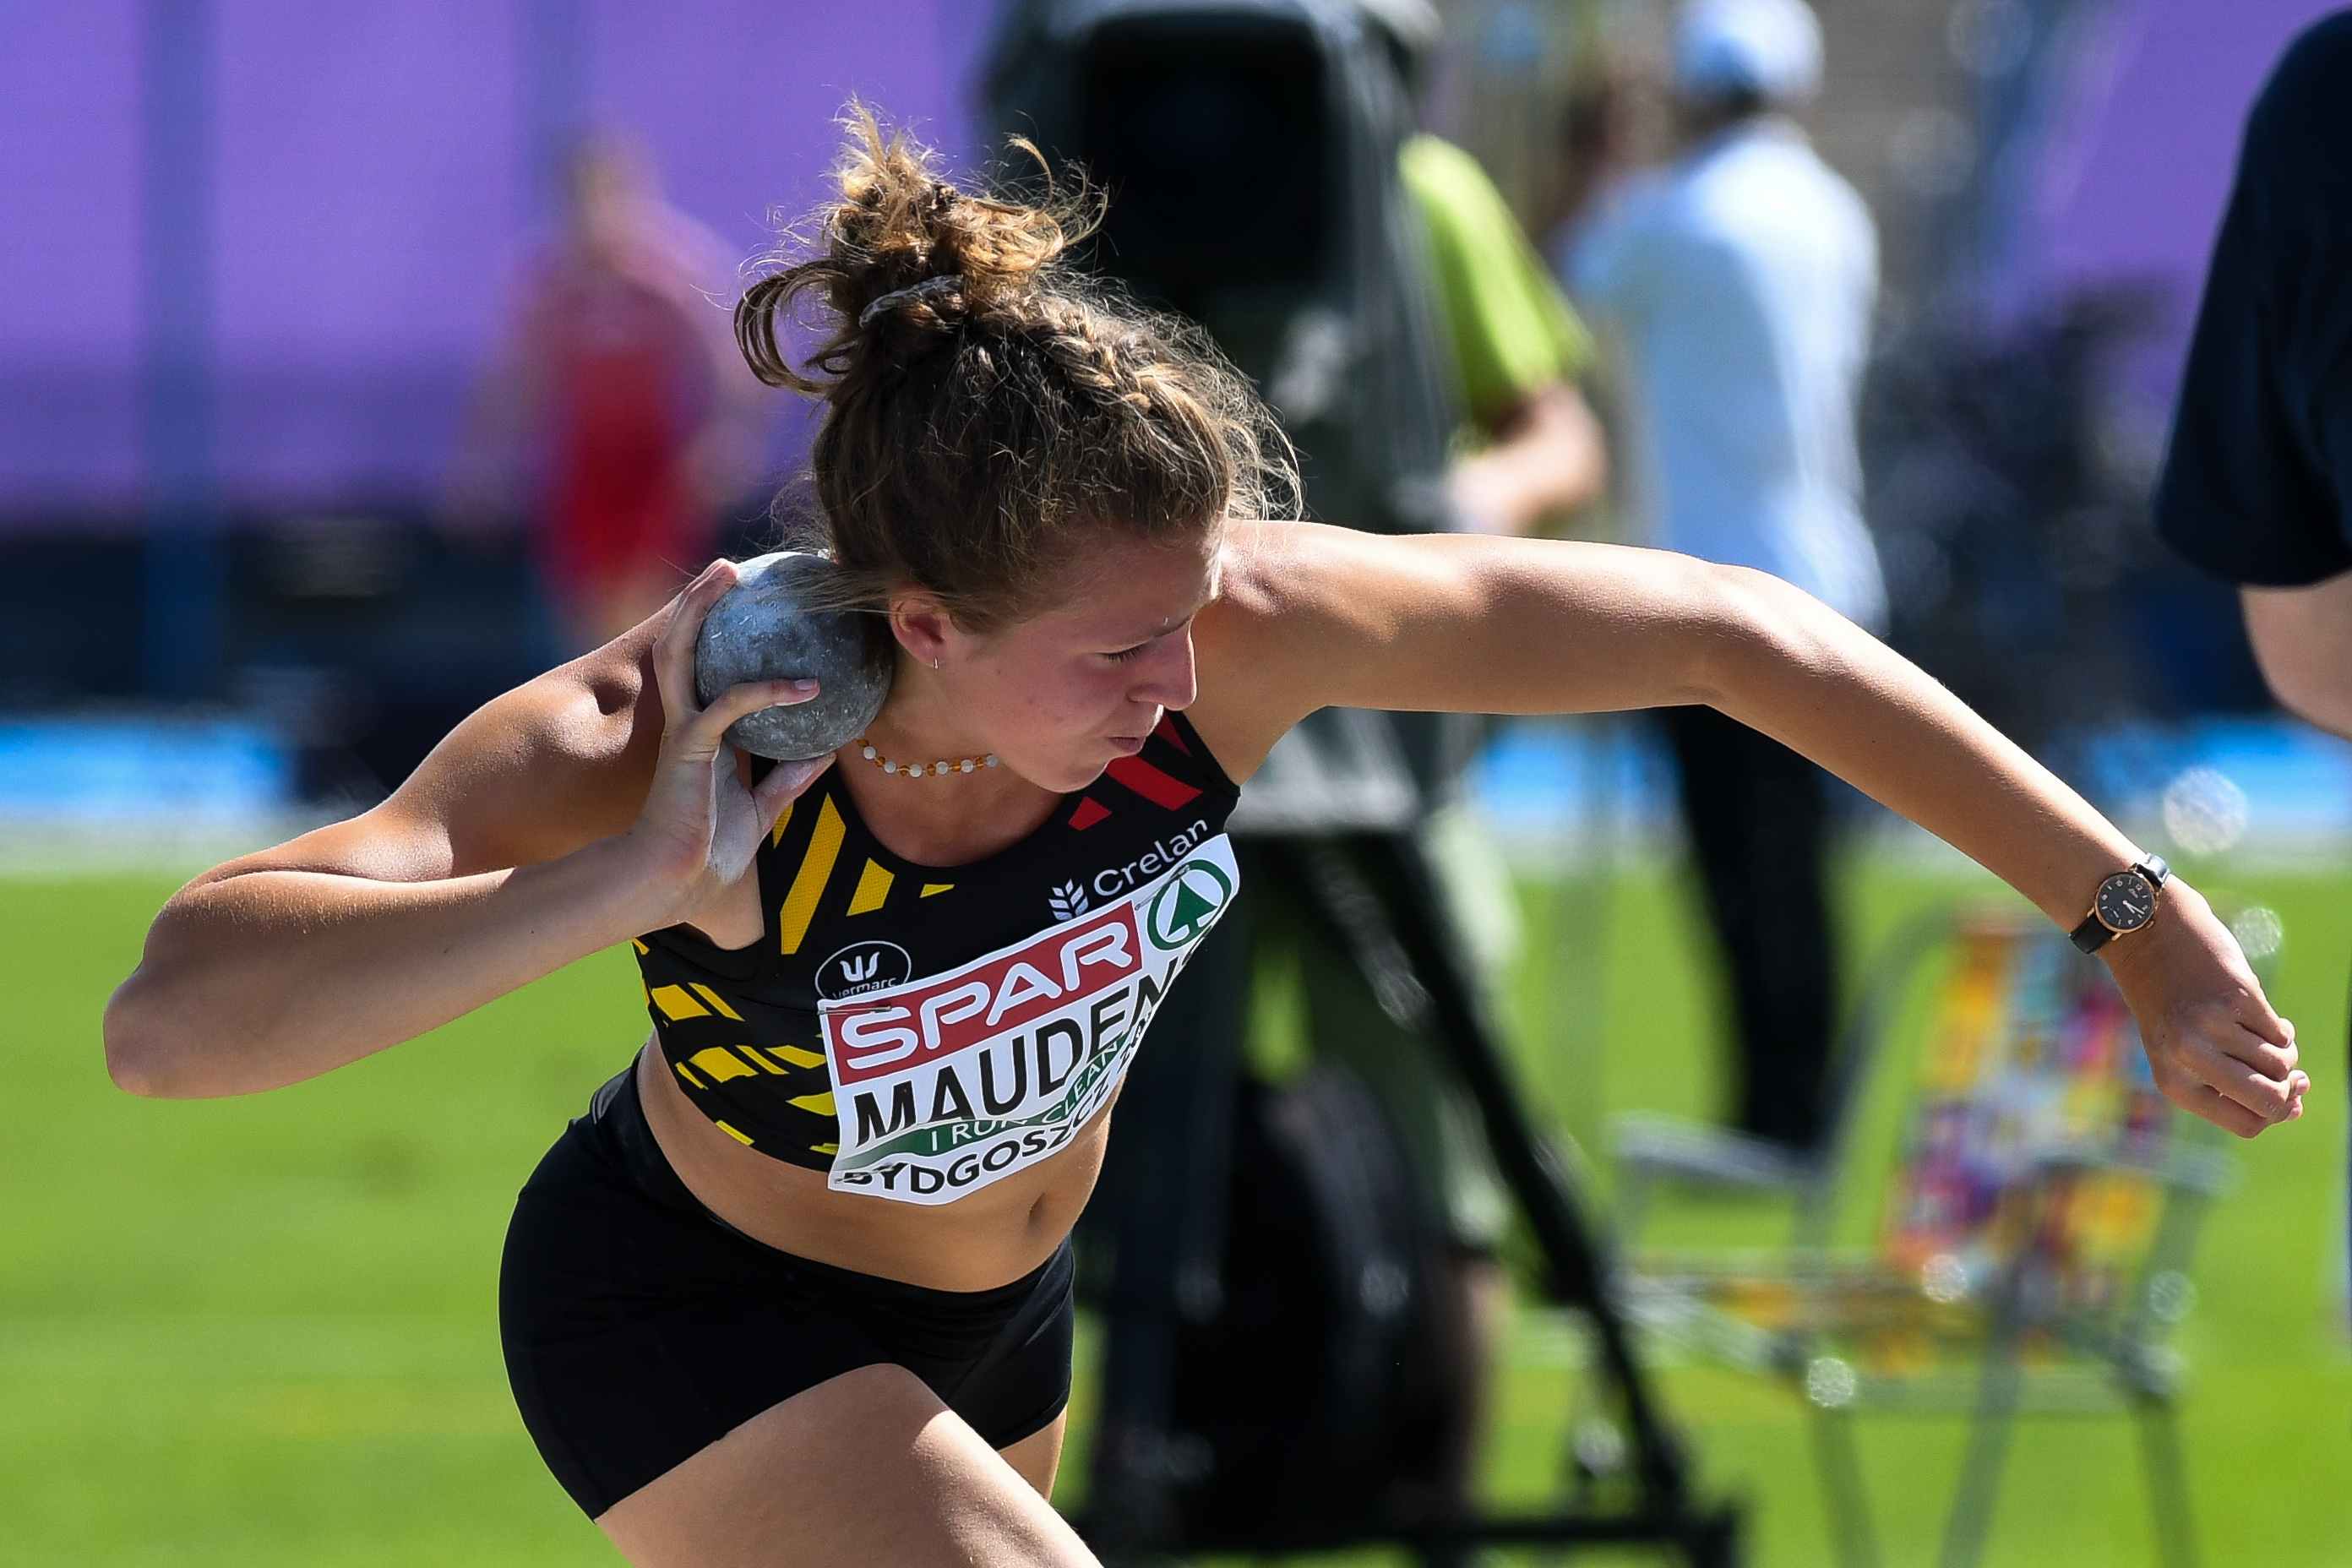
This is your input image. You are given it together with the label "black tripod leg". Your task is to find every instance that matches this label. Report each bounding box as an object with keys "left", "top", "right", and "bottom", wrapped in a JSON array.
[
  {"left": 1284, "top": 834, "right": 1704, "bottom": 1530},
  {"left": 1080, "top": 866, "right": 1255, "bottom": 1560}
]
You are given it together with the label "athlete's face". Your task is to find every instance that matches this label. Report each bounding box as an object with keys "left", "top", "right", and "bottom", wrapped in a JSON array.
[{"left": 930, "top": 525, "right": 1222, "bottom": 793}]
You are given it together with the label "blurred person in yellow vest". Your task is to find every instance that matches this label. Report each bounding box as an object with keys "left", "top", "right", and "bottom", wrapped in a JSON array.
[
  {"left": 1406, "top": 129, "right": 1606, "bottom": 531},
  {"left": 1368, "top": 0, "right": 1607, "bottom": 536}
]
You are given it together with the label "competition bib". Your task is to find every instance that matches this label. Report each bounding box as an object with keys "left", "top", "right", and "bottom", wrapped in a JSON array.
[{"left": 819, "top": 835, "right": 1239, "bottom": 1204}]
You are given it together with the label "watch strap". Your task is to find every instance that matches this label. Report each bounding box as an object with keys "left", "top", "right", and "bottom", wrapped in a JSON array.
[{"left": 2069, "top": 911, "right": 2115, "bottom": 954}]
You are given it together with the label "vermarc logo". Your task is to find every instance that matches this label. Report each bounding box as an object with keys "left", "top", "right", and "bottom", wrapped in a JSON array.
[{"left": 816, "top": 939, "right": 913, "bottom": 1000}]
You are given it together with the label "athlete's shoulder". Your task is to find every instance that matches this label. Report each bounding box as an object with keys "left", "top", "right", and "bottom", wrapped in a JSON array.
[
  {"left": 1195, "top": 520, "right": 1339, "bottom": 687},
  {"left": 1191, "top": 521, "right": 1468, "bottom": 776},
  {"left": 1206, "top": 519, "right": 1489, "bottom": 637},
  {"left": 1206, "top": 518, "right": 1386, "bottom": 617}
]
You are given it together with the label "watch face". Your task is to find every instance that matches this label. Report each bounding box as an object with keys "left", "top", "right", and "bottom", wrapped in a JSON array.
[{"left": 2095, "top": 870, "right": 2156, "bottom": 932}]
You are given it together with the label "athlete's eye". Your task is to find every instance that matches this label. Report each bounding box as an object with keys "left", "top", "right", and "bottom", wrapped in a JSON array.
[{"left": 1105, "top": 640, "right": 1152, "bottom": 664}]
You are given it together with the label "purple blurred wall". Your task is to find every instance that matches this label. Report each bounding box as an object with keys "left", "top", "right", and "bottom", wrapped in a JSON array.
[
  {"left": 0, "top": 1, "right": 995, "bottom": 524},
  {"left": 2009, "top": 0, "right": 2343, "bottom": 403}
]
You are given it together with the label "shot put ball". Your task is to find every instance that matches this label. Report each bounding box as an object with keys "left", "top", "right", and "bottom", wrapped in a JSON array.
[{"left": 693, "top": 552, "right": 894, "bottom": 760}]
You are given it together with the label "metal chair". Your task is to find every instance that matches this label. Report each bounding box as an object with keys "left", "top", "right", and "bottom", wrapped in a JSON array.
[{"left": 1612, "top": 908, "right": 2231, "bottom": 1568}]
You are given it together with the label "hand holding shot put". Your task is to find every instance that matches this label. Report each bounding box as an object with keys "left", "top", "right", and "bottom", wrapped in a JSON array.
[
  {"left": 635, "top": 567, "right": 817, "bottom": 909},
  {"left": 104, "top": 112, "right": 2303, "bottom": 1568},
  {"left": 638, "top": 543, "right": 920, "bottom": 941}
]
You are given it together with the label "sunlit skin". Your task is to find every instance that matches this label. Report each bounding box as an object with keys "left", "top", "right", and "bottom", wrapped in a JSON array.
[
  {"left": 641, "top": 531, "right": 1228, "bottom": 1312},
  {"left": 832, "top": 528, "right": 1222, "bottom": 861},
  {"left": 103, "top": 519, "right": 2308, "bottom": 1568}
]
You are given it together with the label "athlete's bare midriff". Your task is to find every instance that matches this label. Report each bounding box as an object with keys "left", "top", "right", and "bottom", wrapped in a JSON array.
[{"left": 636, "top": 1034, "right": 1113, "bottom": 1292}]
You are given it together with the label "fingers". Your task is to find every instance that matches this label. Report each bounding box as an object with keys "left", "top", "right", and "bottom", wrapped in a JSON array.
[
  {"left": 2226, "top": 986, "right": 2298, "bottom": 1055},
  {"left": 2159, "top": 1057, "right": 2305, "bottom": 1138},
  {"left": 2168, "top": 1080, "right": 2273, "bottom": 1140},
  {"left": 2194, "top": 1044, "right": 2300, "bottom": 1122},
  {"left": 670, "top": 678, "right": 819, "bottom": 765},
  {"left": 751, "top": 754, "right": 835, "bottom": 835},
  {"left": 696, "top": 681, "right": 827, "bottom": 752},
  {"left": 2157, "top": 1007, "right": 2311, "bottom": 1135},
  {"left": 650, "top": 559, "right": 743, "bottom": 730},
  {"left": 2210, "top": 996, "right": 2299, "bottom": 1081}
]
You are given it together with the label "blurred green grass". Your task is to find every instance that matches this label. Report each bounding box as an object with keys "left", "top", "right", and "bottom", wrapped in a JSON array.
[{"left": 2, "top": 859, "right": 2344, "bottom": 1565}]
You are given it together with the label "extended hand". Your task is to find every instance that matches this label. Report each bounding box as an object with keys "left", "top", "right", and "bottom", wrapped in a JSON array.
[
  {"left": 2104, "top": 879, "right": 2308, "bottom": 1137},
  {"left": 629, "top": 560, "right": 832, "bottom": 926}
]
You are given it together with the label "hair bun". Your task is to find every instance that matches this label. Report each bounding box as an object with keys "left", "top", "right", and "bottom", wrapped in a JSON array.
[
  {"left": 727, "top": 103, "right": 1296, "bottom": 638},
  {"left": 734, "top": 105, "right": 1092, "bottom": 392},
  {"left": 856, "top": 274, "right": 966, "bottom": 329}
]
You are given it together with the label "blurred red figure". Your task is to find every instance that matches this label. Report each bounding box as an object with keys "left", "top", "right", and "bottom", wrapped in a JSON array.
[{"left": 455, "top": 135, "right": 767, "bottom": 653}]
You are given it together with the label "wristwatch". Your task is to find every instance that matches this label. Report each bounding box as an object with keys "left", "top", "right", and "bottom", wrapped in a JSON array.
[{"left": 2068, "top": 852, "right": 2171, "bottom": 954}]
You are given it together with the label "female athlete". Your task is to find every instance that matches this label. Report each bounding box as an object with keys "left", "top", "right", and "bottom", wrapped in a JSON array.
[{"left": 106, "top": 118, "right": 2305, "bottom": 1567}]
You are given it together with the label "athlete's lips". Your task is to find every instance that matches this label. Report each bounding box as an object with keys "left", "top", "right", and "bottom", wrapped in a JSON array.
[{"left": 1106, "top": 733, "right": 1146, "bottom": 755}]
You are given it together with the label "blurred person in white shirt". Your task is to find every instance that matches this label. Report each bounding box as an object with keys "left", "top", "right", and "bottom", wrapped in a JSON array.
[{"left": 1560, "top": 0, "right": 1882, "bottom": 1151}]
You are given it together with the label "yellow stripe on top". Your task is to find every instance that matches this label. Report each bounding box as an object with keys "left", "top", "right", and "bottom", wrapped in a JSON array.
[
  {"left": 689, "top": 1047, "right": 758, "bottom": 1084},
  {"left": 777, "top": 795, "right": 847, "bottom": 955},
  {"left": 769, "top": 801, "right": 794, "bottom": 848},
  {"left": 649, "top": 985, "right": 710, "bottom": 1021},
  {"left": 688, "top": 983, "right": 743, "bottom": 1021},
  {"left": 847, "top": 858, "right": 894, "bottom": 916},
  {"left": 921, "top": 883, "right": 953, "bottom": 898}
]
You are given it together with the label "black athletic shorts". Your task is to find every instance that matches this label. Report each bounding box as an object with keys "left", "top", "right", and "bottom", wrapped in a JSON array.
[{"left": 499, "top": 1065, "right": 1076, "bottom": 1518}]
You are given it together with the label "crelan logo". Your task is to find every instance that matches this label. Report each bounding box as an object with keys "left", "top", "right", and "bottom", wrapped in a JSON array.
[{"left": 1048, "top": 879, "right": 1091, "bottom": 923}]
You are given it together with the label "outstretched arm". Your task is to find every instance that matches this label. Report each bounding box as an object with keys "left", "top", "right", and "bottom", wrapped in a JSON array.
[
  {"left": 104, "top": 563, "right": 825, "bottom": 1099},
  {"left": 1195, "top": 523, "right": 2306, "bottom": 1136}
]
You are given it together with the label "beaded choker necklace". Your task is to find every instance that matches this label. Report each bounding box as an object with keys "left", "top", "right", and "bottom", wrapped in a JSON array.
[{"left": 856, "top": 737, "right": 1000, "bottom": 779}]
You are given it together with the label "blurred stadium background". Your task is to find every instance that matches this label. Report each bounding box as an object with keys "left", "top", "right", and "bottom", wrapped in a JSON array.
[{"left": 3, "top": 1, "right": 2349, "bottom": 1564}]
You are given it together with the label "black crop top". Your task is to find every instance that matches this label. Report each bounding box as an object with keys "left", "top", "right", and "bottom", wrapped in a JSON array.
[{"left": 634, "top": 710, "right": 1242, "bottom": 1204}]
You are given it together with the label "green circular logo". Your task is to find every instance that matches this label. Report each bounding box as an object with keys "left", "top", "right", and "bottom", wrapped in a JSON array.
[{"left": 1146, "top": 858, "right": 1234, "bottom": 949}]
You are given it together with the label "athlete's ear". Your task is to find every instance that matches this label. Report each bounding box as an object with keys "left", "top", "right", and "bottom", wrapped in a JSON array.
[{"left": 888, "top": 591, "right": 957, "bottom": 669}]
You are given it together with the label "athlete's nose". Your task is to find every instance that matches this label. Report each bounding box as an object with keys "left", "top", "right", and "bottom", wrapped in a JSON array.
[{"left": 1130, "top": 629, "right": 1198, "bottom": 711}]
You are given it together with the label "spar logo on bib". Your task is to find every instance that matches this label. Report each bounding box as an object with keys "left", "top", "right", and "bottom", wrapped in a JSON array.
[{"left": 819, "top": 835, "right": 1240, "bottom": 1205}]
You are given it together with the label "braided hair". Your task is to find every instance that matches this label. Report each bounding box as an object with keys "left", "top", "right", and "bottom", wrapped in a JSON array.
[{"left": 736, "top": 106, "right": 1295, "bottom": 631}]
